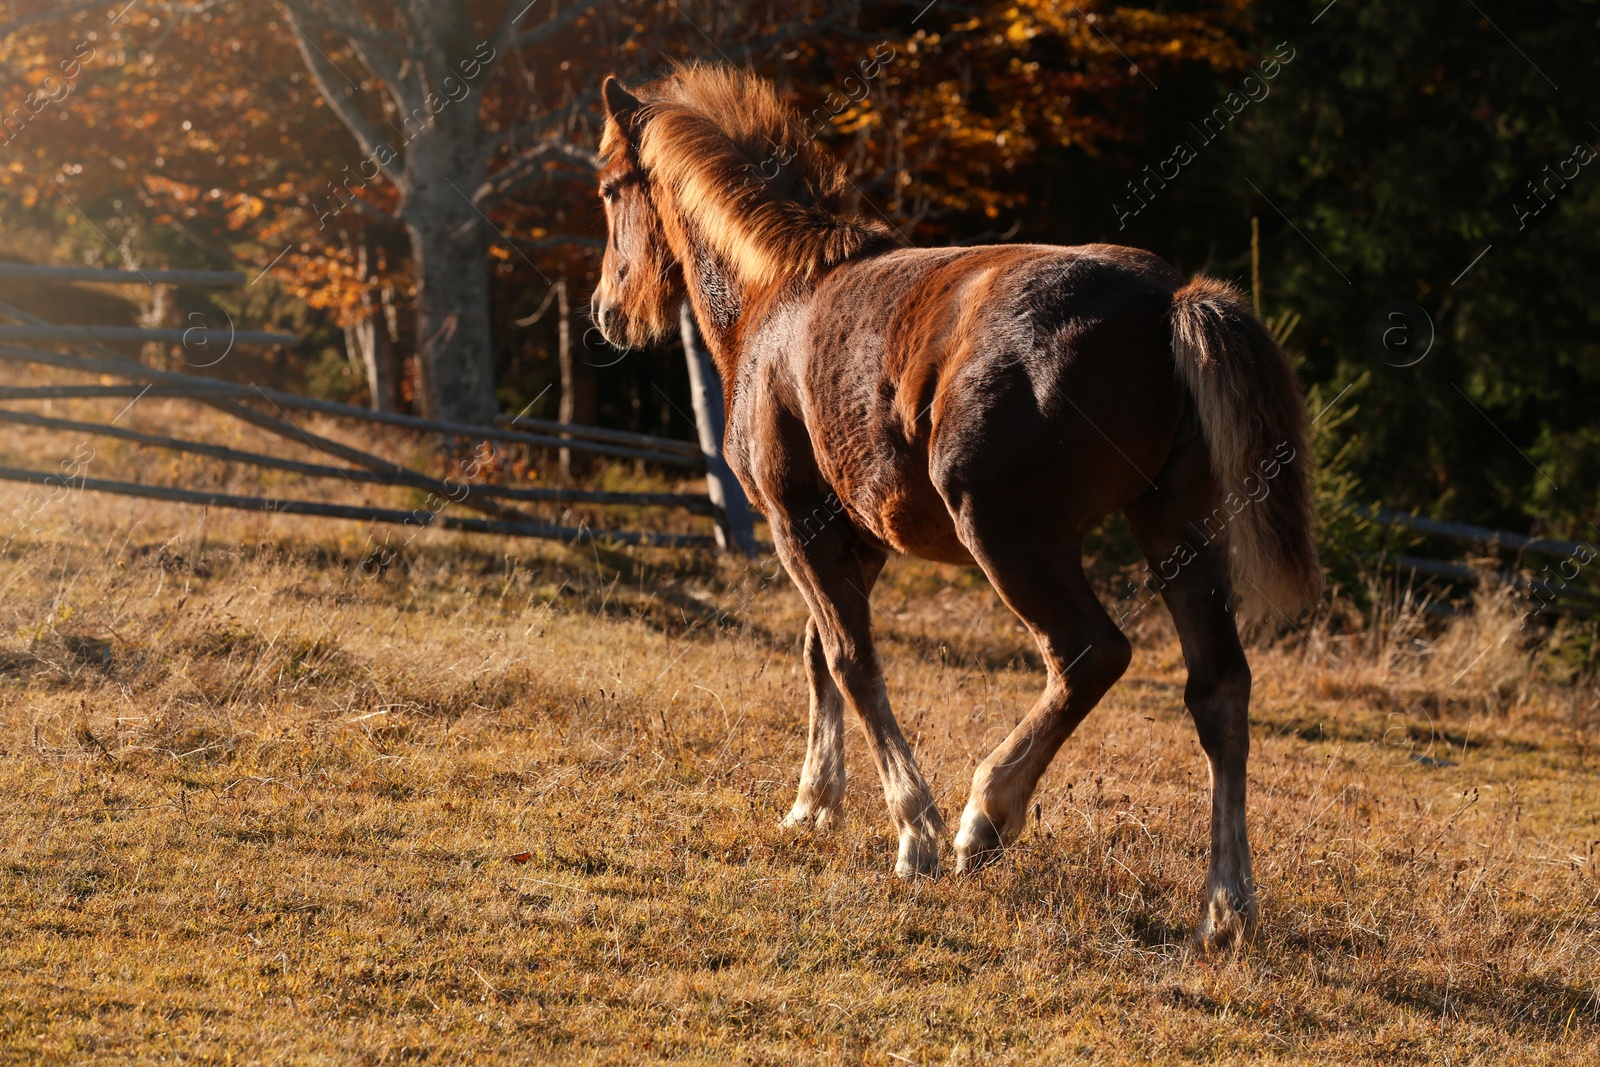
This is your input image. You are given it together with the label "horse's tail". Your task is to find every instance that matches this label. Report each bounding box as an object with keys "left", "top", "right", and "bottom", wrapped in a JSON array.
[{"left": 1169, "top": 275, "right": 1322, "bottom": 618}]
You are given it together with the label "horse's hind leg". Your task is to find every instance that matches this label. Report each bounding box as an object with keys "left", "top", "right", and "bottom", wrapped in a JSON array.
[
  {"left": 952, "top": 521, "right": 1132, "bottom": 871},
  {"left": 1124, "top": 445, "right": 1257, "bottom": 950},
  {"left": 783, "top": 551, "right": 885, "bottom": 830}
]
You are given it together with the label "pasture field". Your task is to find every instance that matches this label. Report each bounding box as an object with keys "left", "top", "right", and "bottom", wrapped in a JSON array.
[{"left": 0, "top": 403, "right": 1597, "bottom": 1064}]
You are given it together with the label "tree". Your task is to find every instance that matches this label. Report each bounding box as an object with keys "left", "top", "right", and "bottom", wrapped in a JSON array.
[
  {"left": 269, "top": 1, "right": 598, "bottom": 423},
  {"left": 0, "top": 1, "right": 388, "bottom": 383},
  {"left": 1232, "top": 0, "right": 1600, "bottom": 537},
  {"left": 249, "top": 0, "right": 894, "bottom": 423},
  {"left": 733, "top": 1, "right": 1253, "bottom": 243}
]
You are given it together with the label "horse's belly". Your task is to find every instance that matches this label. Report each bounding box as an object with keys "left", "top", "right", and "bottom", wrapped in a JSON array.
[{"left": 845, "top": 462, "right": 974, "bottom": 565}]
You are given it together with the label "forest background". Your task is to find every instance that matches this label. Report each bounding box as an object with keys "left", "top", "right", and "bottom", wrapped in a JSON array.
[{"left": 0, "top": 0, "right": 1595, "bottom": 542}]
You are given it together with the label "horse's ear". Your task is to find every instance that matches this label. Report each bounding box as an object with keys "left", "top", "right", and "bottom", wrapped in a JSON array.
[{"left": 603, "top": 76, "right": 643, "bottom": 126}]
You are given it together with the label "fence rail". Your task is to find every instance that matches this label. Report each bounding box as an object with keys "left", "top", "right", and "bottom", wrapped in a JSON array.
[
  {"left": 0, "top": 407, "right": 718, "bottom": 515},
  {"left": 0, "top": 383, "right": 709, "bottom": 462},
  {"left": 1360, "top": 506, "right": 1594, "bottom": 617},
  {"left": 1358, "top": 505, "right": 1588, "bottom": 558},
  {"left": 0, "top": 343, "right": 708, "bottom": 469},
  {"left": 0, "top": 465, "right": 716, "bottom": 549},
  {"left": 0, "top": 259, "right": 759, "bottom": 551},
  {"left": 499, "top": 413, "right": 704, "bottom": 458},
  {"left": 0, "top": 325, "right": 300, "bottom": 347},
  {"left": 0, "top": 263, "right": 249, "bottom": 287}
]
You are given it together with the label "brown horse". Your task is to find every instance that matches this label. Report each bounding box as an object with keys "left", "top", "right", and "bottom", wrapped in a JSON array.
[{"left": 590, "top": 65, "right": 1320, "bottom": 949}]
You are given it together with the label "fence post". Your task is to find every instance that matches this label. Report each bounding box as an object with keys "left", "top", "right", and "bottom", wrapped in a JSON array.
[
  {"left": 557, "top": 278, "right": 597, "bottom": 479},
  {"left": 680, "top": 302, "right": 757, "bottom": 556}
]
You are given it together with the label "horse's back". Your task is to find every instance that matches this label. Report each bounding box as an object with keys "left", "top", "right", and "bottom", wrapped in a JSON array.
[{"left": 764, "top": 243, "right": 1189, "bottom": 559}]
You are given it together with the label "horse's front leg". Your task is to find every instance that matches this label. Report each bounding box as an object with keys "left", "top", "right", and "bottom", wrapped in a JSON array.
[
  {"left": 781, "top": 617, "right": 847, "bottom": 829},
  {"left": 781, "top": 552, "right": 890, "bottom": 830},
  {"left": 781, "top": 537, "right": 944, "bottom": 876},
  {"left": 823, "top": 613, "right": 945, "bottom": 876}
]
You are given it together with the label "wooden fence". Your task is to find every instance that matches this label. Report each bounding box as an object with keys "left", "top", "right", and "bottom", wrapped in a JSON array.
[
  {"left": 0, "top": 262, "right": 758, "bottom": 554},
  {"left": 1359, "top": 506, "right": 1598, "bottom": 618}
]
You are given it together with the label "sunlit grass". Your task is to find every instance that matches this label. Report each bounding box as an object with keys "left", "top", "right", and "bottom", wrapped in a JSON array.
[{"left": 0, "top": 407, "right": 1596, "bottom": 1064}]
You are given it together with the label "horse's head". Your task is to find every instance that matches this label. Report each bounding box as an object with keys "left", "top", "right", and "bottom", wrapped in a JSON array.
[{"left": 591, "top": 76, "right": 685, "bottom": 350}]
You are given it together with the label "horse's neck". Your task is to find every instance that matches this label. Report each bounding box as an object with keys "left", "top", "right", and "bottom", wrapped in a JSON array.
[
  {"left": 682, "top": 279, "right": 755, "bottom": 401},
  {"left": 670, "top": 205, "right": 787, "bottom": 391}
]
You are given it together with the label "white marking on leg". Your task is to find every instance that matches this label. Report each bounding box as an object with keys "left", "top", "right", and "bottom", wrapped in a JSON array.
[
  {"left": 785, "top": 684, "right": 846, "bottom": 828},
  {"left": 785, "top": 623, "right": 850, "bottom": 829},
  {"left": 1196, "top": 756, "right": 1256, "bottom": 950}
]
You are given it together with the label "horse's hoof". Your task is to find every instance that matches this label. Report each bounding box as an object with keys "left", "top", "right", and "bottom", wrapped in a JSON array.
[
  {"left": 782, "top": 779, "right": 845, "bottom": 831},
  {"left": 952, "top": 811, "right": 1004, "bottom": 873},
  {"left": 894, "top": 827, "right": 942, "bottom": 878},
  {"left": 1190, "top": 887, "right": 1258, "bottom": 953},
  {"left": 780, "top": 803, "right": 841, "bottom": 831}
]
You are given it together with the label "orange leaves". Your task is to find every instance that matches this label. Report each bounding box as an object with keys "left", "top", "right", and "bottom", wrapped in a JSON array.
[
  {"left": 142, "top": 174, "right": 199, "bottom": 203},
  {"left": 224, "top": 192, "right": 268, "bottom": 231},
  {"left": 771, "top": 0, "right": 1259, "bottom": 237}
]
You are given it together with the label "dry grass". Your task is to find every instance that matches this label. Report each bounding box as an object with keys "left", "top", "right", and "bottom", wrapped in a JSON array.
[{"left": 1, "top": 401, "right": 1598, "bottom": 1064}]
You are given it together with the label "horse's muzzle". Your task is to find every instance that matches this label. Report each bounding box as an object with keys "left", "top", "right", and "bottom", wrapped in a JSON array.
[{"left": 589, "top": 292, "right": 624, "bottom": 348}]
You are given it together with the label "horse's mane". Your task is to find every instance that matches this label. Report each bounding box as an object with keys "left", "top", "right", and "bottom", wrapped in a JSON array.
[{"left": 604, "top": 63, "right": 900, "bottom": 289}]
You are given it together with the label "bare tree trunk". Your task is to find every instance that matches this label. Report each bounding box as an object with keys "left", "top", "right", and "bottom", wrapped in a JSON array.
[
  {"left": 280, "top": 0, "right": 610, "bottom": 425},
  {"left": 344, "top": 232, "right": 398, "bottom": 411},
  {"left": 407, "top": 192, "right": 497, "bottom": 425},
  {"left": 556, "top": 277, "right": 597, "bottom": 479}
]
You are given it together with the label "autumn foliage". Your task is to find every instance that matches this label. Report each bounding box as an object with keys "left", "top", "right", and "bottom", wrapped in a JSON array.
[
  {"left": 2, "top": 1, "right": 1596, "bottom": 540},
  {"left": 0, "top": 1, "right": 1256, "bottom": 415}
]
